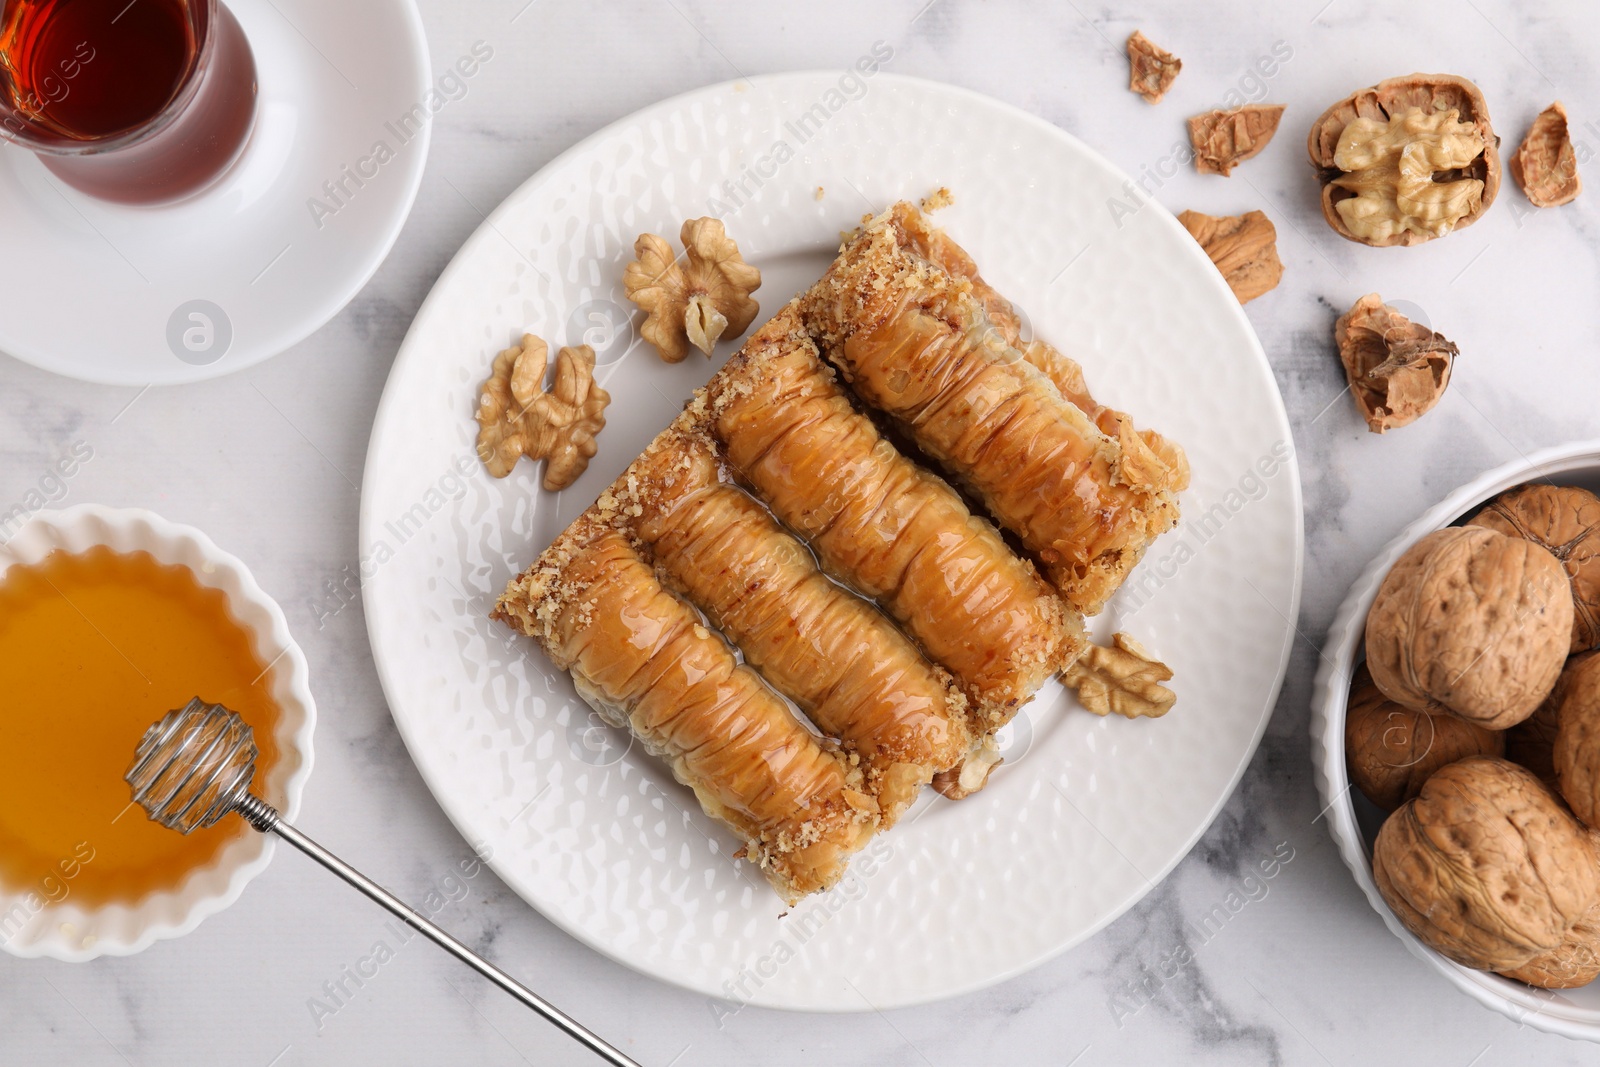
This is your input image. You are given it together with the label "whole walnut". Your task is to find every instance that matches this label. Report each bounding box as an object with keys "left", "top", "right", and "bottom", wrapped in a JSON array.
[
  {"left": 1499, "top": 902, "right": 1600, "bottom": 988},
  {"left": 1468, "top": 484, "right": 1600, "bottom": 653},
  {"left": 1554, "top": 653, "right": 1600, "bottom": 826},
  {"left": 1345, "top": 662, "right": 1503, "bottom": 811},
  {"left": 1506, "top": 651, "right": 1597, "bottom": 790},
  {"left": 1373, "top": 757, "right": 1600, "bottom": 971},
  {"left": 1365, "top": 526, "right": 1574, "bottom": 730}
]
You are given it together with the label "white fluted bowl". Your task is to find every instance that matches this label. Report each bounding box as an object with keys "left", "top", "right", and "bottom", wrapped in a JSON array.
[
  {"left": 1312, "top": 441, "right": 1600, "bottom": 1042},
  {"left": 0, "top": 504, "right": 315, "bottom": 961}
]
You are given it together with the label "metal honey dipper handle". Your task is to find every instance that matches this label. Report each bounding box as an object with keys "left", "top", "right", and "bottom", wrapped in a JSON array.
[{"left": 126, "top": 698, "right": 642, "bottom": 1067}]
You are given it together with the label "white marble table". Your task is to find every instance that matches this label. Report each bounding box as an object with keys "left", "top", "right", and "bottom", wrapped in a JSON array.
[{"left": 5, "top": 0, "right": 1600, "bottom": 1063}]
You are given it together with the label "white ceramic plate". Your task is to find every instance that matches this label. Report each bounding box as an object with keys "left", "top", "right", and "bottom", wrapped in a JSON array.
[
  {"left": 1312, "top": 441, "right": 1600, "bottom": 1042},
  {"left": 360, "top": 72, "right": 1303, "bottom": 1011},
  {"left": 0, "top": 504, "right": 315, "bottom": 961},
  {"left": 0, "top": 0, "right": 430, "bottom": 385}
]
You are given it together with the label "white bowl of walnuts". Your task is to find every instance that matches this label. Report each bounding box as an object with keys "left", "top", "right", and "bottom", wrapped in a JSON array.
[{"left": 1313, "top": 440, "right": 1600, "bottom": 1041}]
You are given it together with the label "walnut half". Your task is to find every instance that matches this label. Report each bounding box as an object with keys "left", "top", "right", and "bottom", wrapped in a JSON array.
[
  {"left": 1512, "top": 101, "right": 1582, "bottom": 208},
  {"left": 1063, "top": 633, "right": 1175, "bottom": 719},
  {"left": 624, "top": 218, "right": 761, "bottom": 363},
  {"left": 476, "top": 335, "right": 611, "bottom": 491},
  {"left": 1177, "top": 209, "right": 1283, "bottom": 304},
  {"left": 1334, "top": 294, "right": 1456, "bottom": 434},
  {"left": 1308, "top": 74, "right": 1500, "bottom": 246}
]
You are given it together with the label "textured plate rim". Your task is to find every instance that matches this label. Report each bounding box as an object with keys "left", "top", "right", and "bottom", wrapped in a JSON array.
[
  {"left": 1311, "top": 439, "right": 1600, "bottom": 1042},
  {"left": 361, "top": 70, "right": 1305, "bottom": 1011}
]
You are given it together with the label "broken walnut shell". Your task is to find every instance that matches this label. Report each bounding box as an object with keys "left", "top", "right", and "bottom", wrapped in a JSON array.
[
  {"left": 1334, "top": 293, "right": 1456, "bottom": 434},
  {"left": 1468, "top": 483, "right": 1600, "bottom": 653},
  {"left": 1512, "top": 101, "right": 1582, "bottom": 208},
  {"left": 1307, "top": 73, "right": 1500, "bottom": 246},
  {"left": 1373, "top": 757, "right": 1600, "bottom": 972},
  {"left": 1126, "top": 30, "right": 1181, "bottom": 105},
  {"left": 1345, "top": 662, "right": 1504, "bottom": 812},
  {"left": 623, "top": 217, "right": 761, "bottom": 363},
  {"left": 1364, "top": 526, "right": 1573, "bottom": 730},
  {"left": 1176, "top": 209, "right": 1283, "bottom": 303},
  {"left": 1187, "top": 104, "right": 1285, "bottom": 176}
]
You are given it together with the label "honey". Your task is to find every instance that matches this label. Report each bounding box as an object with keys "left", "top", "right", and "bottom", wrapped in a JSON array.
[{"left": 0, "top": 546, "right": 280, "bottom": 908}]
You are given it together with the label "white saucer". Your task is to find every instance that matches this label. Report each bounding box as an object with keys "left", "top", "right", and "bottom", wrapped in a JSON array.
[{"left": 0, "top": 0, "right": 431, "bottom": 385}]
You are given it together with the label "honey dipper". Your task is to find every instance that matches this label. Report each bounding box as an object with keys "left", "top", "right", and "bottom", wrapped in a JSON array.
[{"left": 126, "top": 698, "right": 641, "bottom": 1067}]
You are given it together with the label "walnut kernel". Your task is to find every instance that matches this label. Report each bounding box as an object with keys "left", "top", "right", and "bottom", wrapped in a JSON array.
[
  {"left": 624, "top": 218, "right": 761, "bottom": 363},
  {"left": 1063, "top": 633, "right": 1175, "bottom": 719},
  {"left": 1308, "top": 74, "right": 1500, "bottom": 247},
  {"left": 1176, "top": 209, "right": 1283, "bottom": 304},
  {"left": 476, "top": 335, "right": 611, "bottom": 490},
  {"left": 1334, "top": 294, "right": 1457, "bottom": 434}
]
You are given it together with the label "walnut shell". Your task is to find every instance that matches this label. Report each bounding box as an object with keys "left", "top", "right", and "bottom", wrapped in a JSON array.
[
  {"left": 1335, "top": 293, "right": 1456, "bottom": 434},
  {"left": 1511, "top": 101, "right": 1582, "bottom": 209},
  {"left": 1503, "top": 654, "right": 1595, "bottom": 790},
  {"left": 1307, "top": 73, "right": 1501, "bottom": 247},
  {"left": 1176, "top": 209, "right": 1283, "bottom": 304},
  {"left": 1468, "top": 484, "right": 1600, "bottom": 653},
  {"left": 1555, "top": 653, "right": 1600, "bottom": 827},
  {"left": 1499, "top": 902, "right": 1600, "bottom": 988},
  {"left": 1345, "top": 662, "right": 1504, "bottom": 811},
  {"left": 1365, "top": 526, "right": 1573, "bottom": 730},
  {"left": 1373, "top": 757, "right": 1600, "bottom": 971}
]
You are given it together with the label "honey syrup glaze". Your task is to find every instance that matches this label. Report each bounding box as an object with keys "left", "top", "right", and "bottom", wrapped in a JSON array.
[{"left": 0, "top": 546, "right": 280, "bottom": 910}]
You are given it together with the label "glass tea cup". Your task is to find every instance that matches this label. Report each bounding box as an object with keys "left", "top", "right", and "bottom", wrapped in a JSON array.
[{"left": 0, "top": 0, "right": 258, "bottom": 205}]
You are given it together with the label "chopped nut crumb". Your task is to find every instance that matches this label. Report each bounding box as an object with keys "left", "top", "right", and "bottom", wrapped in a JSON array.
[
  {"left": 920, "top": 186, "right": 954, "bottom": 212},
  {"left": 1064, "top": 633, "right": 1176, "bottom": 718},
  {"left": 1188, "top": 104, "right": 1285, "bottom": 176},
  {"left": 476, "top": 335, "right": 611, "bottom": 490},
  {"left": 1126, "top": 30, "right": 1181, "bottom": 105},
  {"left": 1513, "top": 101, "right": 1582, "bottom": 208},
  {"left": 814, "top": 185, "right": 825, "bottom": 201},
  {"left": 1177, "top": 209, "right": 1283, "bottom": 304}
]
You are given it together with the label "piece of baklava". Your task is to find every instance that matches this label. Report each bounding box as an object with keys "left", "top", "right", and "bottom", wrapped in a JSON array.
[
  {"left": 885, "top": 202, "right": 1190, "bottom": 493},
  {"left": 706, "top": 302, "right": 1084, "bottom": 735},
  {"left": 494, "top": 520, "right": 877, "bottom": 903},
  {"left": 801, "top": 204, "right": 1182, "bottom": 616},
  {"left": 615, "top": 422, "right": 974, "bottom": 822}
]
